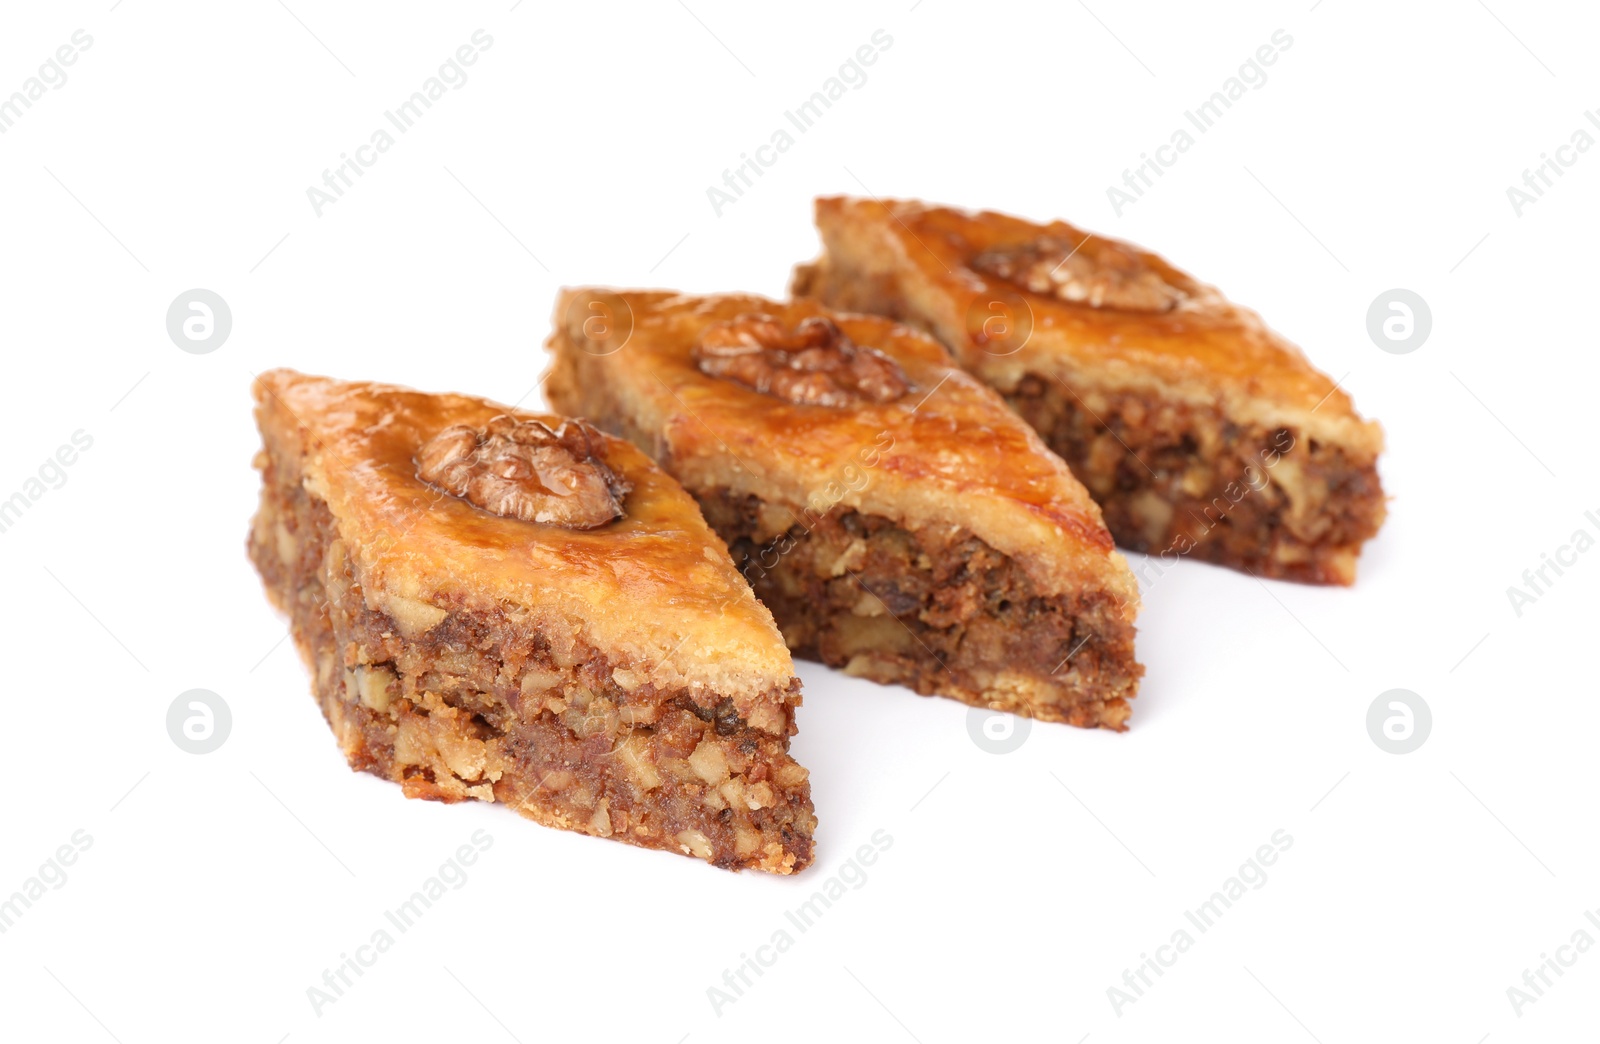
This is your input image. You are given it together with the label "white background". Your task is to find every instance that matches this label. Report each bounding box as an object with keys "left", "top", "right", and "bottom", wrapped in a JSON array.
[{"left": 2, "top": 1, "right": 1596, "bottom": 1041}]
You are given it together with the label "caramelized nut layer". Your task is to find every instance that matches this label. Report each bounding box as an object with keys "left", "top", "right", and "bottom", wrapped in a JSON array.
[
  {"left": 417, "top": 415, "right": 630, "bottom": 528},
  {"left": 694, "top": 313, "right": 912, "bottom": 406},
  {"left": 971, "top": 236, "right": 1184, "bottom": 313}
]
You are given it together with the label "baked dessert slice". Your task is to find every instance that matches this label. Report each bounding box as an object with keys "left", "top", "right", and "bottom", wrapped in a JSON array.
[
  {"left": 793, "top": 197, "right": 1387, "bottom": 584},
  {"left": 545, "top": 290, "right": 1143, "bottom": 729},
  {"left": 248, "top": 369, "right": 815, "bottom": 873}
]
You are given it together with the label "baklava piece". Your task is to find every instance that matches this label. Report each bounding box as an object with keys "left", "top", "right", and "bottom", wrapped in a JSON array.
[
  {"left": 545, "top": 291, "right": 1142, "bottom": 729},
  {"left": 794, "top": 197, "right": 1387, "bottom": 584},
  {"left": 247, "top": 369, "right": 815, "bottom": 873}
]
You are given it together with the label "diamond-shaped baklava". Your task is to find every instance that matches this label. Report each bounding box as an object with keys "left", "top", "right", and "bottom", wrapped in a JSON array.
[
  {"left": 545, "top": 291, "right": 1143, "bottom": 729},
  {"left": 248, "top": 369, "right": 816, "bottom": 872},
  {"left": 794, "top": 197, "right": 1387, "bottom": 584}
]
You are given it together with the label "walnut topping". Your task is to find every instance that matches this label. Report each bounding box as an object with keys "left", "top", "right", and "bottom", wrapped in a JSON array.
[
  {"left": 971, "top": 236, "right": 1185, "bottom": 313},
  {"left": 693, "top": 313, "right": 912, "bottom": 406},
  {"left": 416, "top": 415, "right": 630, "bottom": 528}
]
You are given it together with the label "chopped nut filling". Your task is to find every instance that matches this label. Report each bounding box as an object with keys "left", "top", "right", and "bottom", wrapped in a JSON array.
[
  {"left": 1009, "top": 376, "right": 1385, "bottom": 584},
  {"left": 416, "top": 415, "right": 630, "bottom": 528},
  {"left": 697, "top": 490, "right": 1141, "bottom": 729},
  {"left": 971, "top": 236, "right": 1184, "bottom": 313},
  {"left": 250, "top": 444, "right": 815, "bottom": 873},
  {"left": 693, "top": 313, "right": 912, "bottom": 406}
]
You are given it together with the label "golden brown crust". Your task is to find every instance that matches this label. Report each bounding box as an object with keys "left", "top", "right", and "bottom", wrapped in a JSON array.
[
  {"left": 798, "top": 196, "right": 1384, "bottom": 454},
  {"left": 543, "top": 291, "right": 1138, "bottom": 605},
  {"left": 795, "top": 197, "right": 1387, "bottom": 584},
  {"left": 252, "top": 369, "right": 794, "bottom": 725}
]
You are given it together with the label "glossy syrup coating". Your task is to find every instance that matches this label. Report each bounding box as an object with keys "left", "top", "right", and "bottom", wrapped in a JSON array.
[
  {"left": 251, "top": 369, "right": 797, "bottom": 721},
  {"left": 544, "top": 290, "right": 1139, "bottom": 606},
  {"left": 804, "top": 196, "right": 1383, "bottom": 454}
]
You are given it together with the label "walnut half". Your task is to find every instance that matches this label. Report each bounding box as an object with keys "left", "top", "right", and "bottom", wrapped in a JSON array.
[
  {"left": 693, "top": 313, "right": 912, "bottom": 407},
  {"left": 416, "top": 415, "right": 630, "bottom": 529},
  {"left": 971, "top": 236, "right": 1184, "bottom": 313}
]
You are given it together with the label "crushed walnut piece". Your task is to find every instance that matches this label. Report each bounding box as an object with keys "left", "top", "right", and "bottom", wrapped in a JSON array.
[
  {"left": 416, "top": 415, "right": 630, "bottom": 528},
  {"left": 971, "top": 236, "right": 1184, "bottom": 313},
  {"left": 693, "top": 313, "right": 912, "bottom": 406}
]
